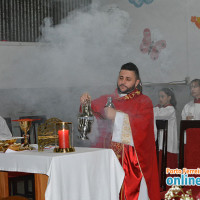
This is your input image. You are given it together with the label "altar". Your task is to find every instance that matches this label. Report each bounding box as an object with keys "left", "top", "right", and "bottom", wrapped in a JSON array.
[{"left": 0, "top": 147, "right": 124, "bottom": 200}]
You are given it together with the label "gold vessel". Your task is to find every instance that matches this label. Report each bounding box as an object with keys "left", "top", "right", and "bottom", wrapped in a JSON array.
[
  {"left": 13, "top": 118, "right": 39, "bottom": 150},
  {"left": 0, "top": 138, "right": 17, "bottom": 152},
  {"left": 38, "top": 118, "right": 61, "bottom": 151}
]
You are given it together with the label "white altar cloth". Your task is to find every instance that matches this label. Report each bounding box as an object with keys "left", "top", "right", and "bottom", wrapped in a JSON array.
[{"left": 0, "top": 147, "right": 124, "bottom": 200}]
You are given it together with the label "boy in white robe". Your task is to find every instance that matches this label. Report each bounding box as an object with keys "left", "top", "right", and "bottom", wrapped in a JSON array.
[
  {"left": 182, "top": 79, "right": 200, "bottom": 120},
  {"left": 181, "top": 79, "right": 200, "bottom": 144}
]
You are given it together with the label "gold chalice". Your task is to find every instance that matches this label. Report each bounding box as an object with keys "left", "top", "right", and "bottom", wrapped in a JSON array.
[
  {"left": 13, "top": 118, "right": 40, "bottom": 150},
  {"left": 19, "top": 120, "right": 32, "bottom": 149}
]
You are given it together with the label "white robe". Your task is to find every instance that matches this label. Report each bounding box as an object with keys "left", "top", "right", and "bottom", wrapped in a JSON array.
[
  {"left": 181, "top": 100, "right": 200, "bottom": 120},
  {"left": 181, "top": 101, "right": 200, "bottom": 143},
  {"left": 0, "top": 116, "right": 12, "bottom": 139},
  {"left": 112, "top": 112, "right": 149, "bottom": 200},
  {"left": 153, "top": 106, "right": 179, "bottom": 154}
]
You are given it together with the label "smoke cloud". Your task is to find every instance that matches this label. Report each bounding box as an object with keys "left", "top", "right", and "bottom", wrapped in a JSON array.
[
  {"left": 1, "top": 1, "right": 172, "bottom": 88},
  {"left": 2, "top": 3, "right": 133, "bottom": 89},
  {"left": 0, "top": 1, "right": 173, "bottom": 145}
]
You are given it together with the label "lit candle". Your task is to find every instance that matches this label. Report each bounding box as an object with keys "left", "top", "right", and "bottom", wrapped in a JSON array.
[{"left": 58, "top": 129, "right": 69, "bottom": 148}]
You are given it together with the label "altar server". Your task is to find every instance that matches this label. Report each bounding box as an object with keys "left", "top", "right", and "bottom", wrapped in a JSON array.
[
  {"left": 154, "top": 88, "right": 179, "bottom": 154},
  {"left": 182, "top": 79, "right": 200, "bottom": 120}
]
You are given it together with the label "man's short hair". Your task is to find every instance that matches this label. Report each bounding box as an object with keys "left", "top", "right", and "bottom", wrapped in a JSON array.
[
  {"left": 120, "top": 62, "right": 140, "bottom": 80},
  {"left": 191, "top": 79, "right": 200, "bottom": 86}
]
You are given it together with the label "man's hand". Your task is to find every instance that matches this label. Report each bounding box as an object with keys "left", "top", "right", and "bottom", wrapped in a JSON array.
[
  {"left": 104, "top": 107, "right": 116, "bottom": 120},
  {"left": 80, "top": 93, "right": 91, "bottom": 104}
]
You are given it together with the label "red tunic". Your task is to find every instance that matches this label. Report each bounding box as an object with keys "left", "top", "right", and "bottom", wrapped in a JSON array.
[{"left": 91, "top": 89, "right": 160, "bottom": 200}]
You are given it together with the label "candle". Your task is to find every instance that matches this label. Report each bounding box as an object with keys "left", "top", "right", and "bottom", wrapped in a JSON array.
[{"left": 58, "top": 129, "right": 69, "bottom": 148}]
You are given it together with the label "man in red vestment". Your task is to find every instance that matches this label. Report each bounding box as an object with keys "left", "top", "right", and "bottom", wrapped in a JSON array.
[{"left": 80, "top": 62, "right": 160, "bottom": 200}]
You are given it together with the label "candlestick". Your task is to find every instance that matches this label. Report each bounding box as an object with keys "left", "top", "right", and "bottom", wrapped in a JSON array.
[{"left": 58, "top": 129, "right": 69, "bottom": 149}]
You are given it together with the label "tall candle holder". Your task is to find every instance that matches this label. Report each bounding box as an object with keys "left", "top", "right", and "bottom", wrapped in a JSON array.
[
  {"left": 12, "top": 118, "right": 40, "bottom": 150},
  {"left": 54, "top": 122, "right": 75, "bottom": 153}
]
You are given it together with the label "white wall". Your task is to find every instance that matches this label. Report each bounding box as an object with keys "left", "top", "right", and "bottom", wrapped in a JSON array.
[
  {"left": 99, "top": 0, "right": 200, "bottom": 83},
  {"left": 0, "top": 0, "right": 199, "bottom": 145},
  {"left": 0, "top": 0, "right": 200, "bottom": 89}
]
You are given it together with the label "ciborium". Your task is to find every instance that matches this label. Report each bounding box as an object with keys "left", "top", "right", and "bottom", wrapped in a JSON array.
[{"left": 78, "top": 100, "right": 94, "bottom": 140}]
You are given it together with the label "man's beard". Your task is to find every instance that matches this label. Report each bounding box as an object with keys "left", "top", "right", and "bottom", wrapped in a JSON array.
[{"left": 117, "top": 84, "right": 136, "bottom": 94}]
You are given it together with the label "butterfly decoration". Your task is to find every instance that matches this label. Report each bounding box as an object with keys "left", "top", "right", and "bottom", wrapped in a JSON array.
[
  {"left": 191, "top": 16, "right": 200, "bottom": 29},
  {"left": 140, "top": 28, "right": 166, "bottom": 60},
  {"left": 129, "top": 0, "right": 154, "bottom": 8}
]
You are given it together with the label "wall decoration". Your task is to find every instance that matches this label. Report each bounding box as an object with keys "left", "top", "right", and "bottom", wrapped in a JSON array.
[
  {"left": 191, "top": 16, "right": 200, "bottom": 29},
  {"left": 140, "top": 28, "right": 166, "bottom": 60},
  {"left": 129, "top": 0, "right": 154, "bottom": 8}
]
